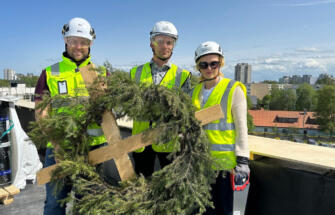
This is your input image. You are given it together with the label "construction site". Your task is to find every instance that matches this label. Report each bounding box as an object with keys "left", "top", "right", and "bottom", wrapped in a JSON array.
[{"left": 0, "top": 69, "right": 335, "bottom": 215}]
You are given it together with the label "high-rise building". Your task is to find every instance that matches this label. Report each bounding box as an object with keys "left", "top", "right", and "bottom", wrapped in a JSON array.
[
  {"left": 3, "top": 69, "right": 16, "bottom": 80},
  {"left": 279, "top": 75, "right": 313, "bottom": 84},
  {"left": 235, "top": 63, "right": 251, "bottom": 84}
]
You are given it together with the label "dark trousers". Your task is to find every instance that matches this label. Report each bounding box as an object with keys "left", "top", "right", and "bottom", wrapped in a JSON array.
[
  {"left": 44, "top": 148, "right": 71, "bottom": 215},
  {"left": 132, "top": 146, "right": 171, "bottom": 177},
  {"left": 204, "top": 171, "right": 234, "bottom": 215}
]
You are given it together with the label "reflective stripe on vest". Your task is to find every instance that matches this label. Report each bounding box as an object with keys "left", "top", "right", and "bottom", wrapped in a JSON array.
[
  {"left": 192, "top": 78, "right": 246, "bottom": 170},
  {"left": 51, "top": 63, "right": 60, "bottom": 76},
  {"left": 87, "top": 128, "right": 104, "bottom": 136},
  {"left": 51, "top": 96, "right": 89, "bottom": 108},
  {"left": 203, "top": 80, "right": 236, "bottom": 133},
  {"left": 174, "top": 67, "right": 183, "bottom": 88},
  {"left": 134, "top": 64, "right": 144, "bottom": 84},
  {"left": 211, "top": 144, "right": 235, "bottom": 151}
]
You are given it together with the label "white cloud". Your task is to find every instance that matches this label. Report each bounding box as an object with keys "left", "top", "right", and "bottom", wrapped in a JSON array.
[
  {"left": 223, "top": 45, "right": 335, "bottom": 81},
  {"left": 295, "top": 47, "right": 319, "bottom": 52}
]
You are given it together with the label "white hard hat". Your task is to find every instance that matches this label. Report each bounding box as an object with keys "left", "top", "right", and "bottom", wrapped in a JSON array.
[
  {"left": 194, "top": 41, "right": 224, "bottom": 62},
  {"left": 150, "top": 21, "right": 178, "bottom": 40},
  {"left": 62, "top": 17, "right": 96, "bottom": 41}
]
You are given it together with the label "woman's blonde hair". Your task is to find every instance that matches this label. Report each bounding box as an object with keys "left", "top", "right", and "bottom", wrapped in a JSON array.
[{"left": 196, "top": 55, "right": 225, "bottom": 81}]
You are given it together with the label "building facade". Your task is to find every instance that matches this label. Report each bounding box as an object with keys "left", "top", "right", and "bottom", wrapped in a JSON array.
[
  {"left": 279, "top": 74, "right": 312, "bottom": 84},
  {"left": 3, "top": 69, "right": 16, "bottom": 80},
  {"left": 235, "top": 63, "right": 251, "bottom": 84}
]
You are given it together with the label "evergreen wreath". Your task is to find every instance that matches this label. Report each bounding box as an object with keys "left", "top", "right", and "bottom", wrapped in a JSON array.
[{"left": 30, "top": 71, "right": 223, "bottom": 215}]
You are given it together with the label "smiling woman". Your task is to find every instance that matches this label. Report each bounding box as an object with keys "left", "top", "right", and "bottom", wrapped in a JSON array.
[{"left": 192, "top": 41, "right": 250, "bottom": 215}]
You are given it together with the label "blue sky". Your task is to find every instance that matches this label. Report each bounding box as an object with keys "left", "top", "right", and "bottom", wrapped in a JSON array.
[{"left": 1, "top": 0, "right": 335, "bottom": 82}]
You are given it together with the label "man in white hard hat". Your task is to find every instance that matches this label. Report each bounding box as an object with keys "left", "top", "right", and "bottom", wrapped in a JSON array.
[
  {"left": 130, "top": 21, "right": 191, "bottom": 177},
  {"left": 35, "top": 17, "right": 112, "bottom": 215}
]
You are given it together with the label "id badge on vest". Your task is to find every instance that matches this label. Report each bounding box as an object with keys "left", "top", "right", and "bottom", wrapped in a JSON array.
[{"left": 58, "top": 81, "right": 68, "bottom": 94}]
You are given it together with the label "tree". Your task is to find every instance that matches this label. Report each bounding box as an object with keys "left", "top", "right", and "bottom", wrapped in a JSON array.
[
  {"left": 262, "top": 80, "right": 278, "bottom": 84},
  {"left": 247, "top": 112, "right": 254, "bottom": 132},
  {"left": 295, "top": 83, "right": 317, "bottom": 111},
  {"left": 261, "top": 95, "right": 271, "bottom": 110},
  {"left": 0, "top": 79, "right": 10, "bottom": 87},
  {"left": 315, "top": 85, "right": 335, "bottom": 135},
  {"left": 283, "top": 88, "right": 296, "bottom": 110},
  {"left": 103, "top": 60, "right": 113, "bottom": 73},
  {"left": 316, "top": 74, "right": 335, "bottom": 85},
  {"left": 246, "top": 95, "right": 253, "bottom": 110},
  {"left": 246, "top": 95, "right": 254, "bottom": 132},
  {"left": 18, "top": 75, "right": 39, "bottom": 87},
  {"left": 269, "top": 87, "right": 296, "bottom": 110}
]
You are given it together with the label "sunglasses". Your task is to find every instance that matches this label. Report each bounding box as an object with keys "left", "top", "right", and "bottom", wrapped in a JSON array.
[{"left": 198, "top": 61, "right": 220, "bottom": 70}]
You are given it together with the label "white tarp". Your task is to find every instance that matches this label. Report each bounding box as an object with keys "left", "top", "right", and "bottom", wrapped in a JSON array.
[{"left": 8, "top": 101, "right": 42, "bottom": 189}]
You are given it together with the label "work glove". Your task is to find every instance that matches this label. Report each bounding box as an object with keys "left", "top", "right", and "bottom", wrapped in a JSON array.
[{"left": 230, "top": 156, "right": 250, "bottom": 191}]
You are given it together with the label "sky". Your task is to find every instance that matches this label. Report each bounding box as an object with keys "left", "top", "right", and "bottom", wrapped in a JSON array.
[{"left": 1, "top": 0, "right": 335, "bottom": 82}]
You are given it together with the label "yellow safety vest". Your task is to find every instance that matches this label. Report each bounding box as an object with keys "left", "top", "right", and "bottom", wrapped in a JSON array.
[
  {"left": 191, "top": 78, "right": 246, "bottom": 170},
  {"left": 130, "top": 62, "right": 190, "bottom": 152},
  {"left": 45, "top": 55, "right": 107, "bottom": 148}
]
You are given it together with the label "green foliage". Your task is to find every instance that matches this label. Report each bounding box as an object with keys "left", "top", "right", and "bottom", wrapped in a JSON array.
[
  {"left": 18, "top": 75, "right": 39, "bottom": 87},
  {"left": 246, "top": 95, "right": 253, "bottom": 110},
  {"left": 316, "top": 75, "right": 335, "bottom": 85},
  {"left": 0, "top": 79, "right": 10, "bottom": 87},
  {"left": 262, "top": 80, "right": 278, "bottom": 84},
  {"left": 246, "top": 95, "right": 254, "bottom": 132},
  {"left": 315, "top": 85, "right": 335, "bottom": 135},
  {"left": 295, "top": 83, "right": 317, "bottom": 111},
  {"left": 247, "top": 112, "right": 254, "bottom": 132},
  {"left": 29, "top": 72, "right": 219, "bottom": 214},
  {"left": 261, "top": 95, "right": 271, "bottom": 110},
  {"left": 103, "top": 60, "right": 113, "bottom": 73},
  {"left": 269, "top": 87, "right": 296, "bottom": 110},
  {"left": 262, "top": 80, "right": 277, "bottom": 84}
]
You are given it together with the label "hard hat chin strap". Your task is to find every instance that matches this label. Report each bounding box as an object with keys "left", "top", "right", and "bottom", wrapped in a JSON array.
[{"left": 200, "top": 72, "right": 220, "bottom": 83}]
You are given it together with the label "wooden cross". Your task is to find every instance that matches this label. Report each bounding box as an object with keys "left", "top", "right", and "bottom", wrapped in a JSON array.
[{"left": 36, "top": 65, "right": 224, "bottom": 185}]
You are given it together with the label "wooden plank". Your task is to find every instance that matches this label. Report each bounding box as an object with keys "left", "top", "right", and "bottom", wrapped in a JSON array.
[
  {"left": 195, "top": 104, "right": 224, "bottom": 126},
  {"left": 0, "top": 185, "right": 20, "bottom": 205},
  {"left": 101, "top": 111, "right": 136, "bottom": 181},
  {"left": 81, "top": 65, "right": 136, "bottom": 180},
  {"left": 37, "top": 164, "right": 60, "bottom": 185},
  {"left": 249, "top": 135, "right": 335, "bottom": 170},
  {"left": 2, "top": 196, "right": 14, "bottom": 205},
  {"left": 3, "top": 185, "right": 20, "bottom": 196},
  {"left": 88, "top": 129, "right": 159, "bottom": 165},
  {"left": 0, "top": 188, "right": 8, "bottom": 199},
  {"left": 80, "top": 64, "right": 107, "bottom": 94},
  {"left": 79, "top": 64, "right": 98, "bottom": 85},
  {"left": 101, "top": 111, "right": 122, "bottom": 144}
]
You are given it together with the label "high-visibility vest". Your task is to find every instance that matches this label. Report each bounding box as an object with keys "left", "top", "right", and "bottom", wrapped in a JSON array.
[
  {"left": 45, "top": 55, "right": 107, "bottom": 148},
  {"left": 191, "top": 78, "right": 246, "bottom": 170},
  {"left": 130, "top": 62, "right": 190, "bottom": 152}
]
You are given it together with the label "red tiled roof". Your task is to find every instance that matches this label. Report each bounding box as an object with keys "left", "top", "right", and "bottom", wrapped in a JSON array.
[{"left": 248, "top": 109, "right": 319, "bottom": 129}]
